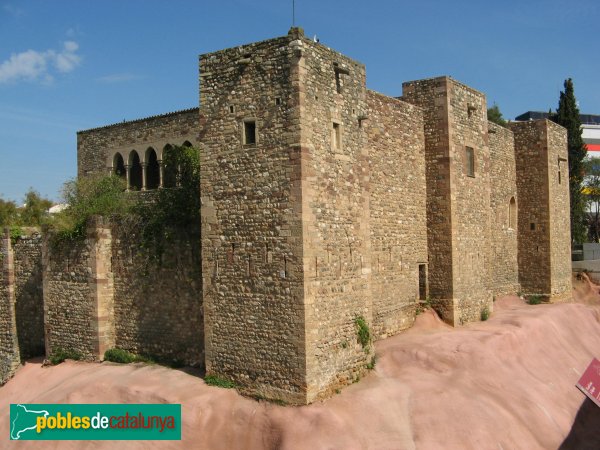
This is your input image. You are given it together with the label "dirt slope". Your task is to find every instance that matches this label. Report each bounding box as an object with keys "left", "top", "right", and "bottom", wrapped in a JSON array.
[{"left": 2, "top": 277, "right": 600, "bottom": 449}]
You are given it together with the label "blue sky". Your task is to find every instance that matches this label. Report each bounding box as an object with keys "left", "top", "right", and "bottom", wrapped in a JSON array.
[{"left": 0, "top": 0, "right": 598, "bottom": 203}]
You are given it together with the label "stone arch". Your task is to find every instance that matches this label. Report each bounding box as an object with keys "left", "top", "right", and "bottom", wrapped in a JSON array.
[
  {"left": 162, "top": 144, "right": 178, "bottom": 188},
  {"left": 509, "top": 196, "right": 517, "bottom": 229},
  {"left": 182, "top": 140, "right": 193, "bottom": 147},
  {"left": 145, "top": 148, "right": 160, "bottom": 190},
  {"left": 113, "top": 152, "right": 126, "bottom": 179},
  {"left": 128, "top": 150, "right": 143, "bottom": 191}
]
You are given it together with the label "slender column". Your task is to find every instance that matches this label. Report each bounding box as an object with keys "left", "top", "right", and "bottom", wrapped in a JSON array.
[
  {"left": 125, "top": 165, "right": 131, "bottom": 191},
  {"left": 141, "top": 162, "right": 148, "bottom": 191},
  {"left": 158, "top": 160, "right": 164, "bottom": 189}
]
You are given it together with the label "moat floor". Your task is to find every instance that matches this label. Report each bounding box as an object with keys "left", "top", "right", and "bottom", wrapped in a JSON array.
[{"left": 2, "top": 277, "right": 600, "bottom": 449}]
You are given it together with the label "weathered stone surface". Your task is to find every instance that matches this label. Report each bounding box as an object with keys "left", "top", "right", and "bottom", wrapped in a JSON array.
[
  {"left": 488, "top": 122, "right": 519, "bottom": 297},
  {"left": 510, "top": 120, "right": 572, "bottom": 299}
]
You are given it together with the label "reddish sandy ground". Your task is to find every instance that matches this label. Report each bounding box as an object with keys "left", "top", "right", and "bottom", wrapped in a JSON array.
[{"left": 2, "top": 275, "right": 600, "bottom": 449}]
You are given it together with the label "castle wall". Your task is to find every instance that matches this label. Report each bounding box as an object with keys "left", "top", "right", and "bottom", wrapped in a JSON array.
[
  {"left": 403, "top": 77, "right": 492, "bottom": 325},
  {"left": 488, "top": 122, "right": 519, "bottom": 296},
  {"left": 200, "top": 34, "right": 307, "bottom": 403},
  {"left": 401, "top": 79, "right": 454, "bottom": 307},
  {"left": 298, "top": 38, "right": 373, "bottom": 402},
  {"left": 43, "top": 218, "right": 115, "bottom": 359},
  {"left": 511, "top": 120, "right": 553, "bottom": 295},
  {"left": 365, "top": 90, "right": 427, "bottom": 338},
  {"left": 111, "top": 222, "right": 203, "bottom": 366},
  {"left": 0, "top": 230, "right": 20, "bottom": 384},
  {"left": 77, "top": 108, "right": 200, "bottom": 178},
  {"left": 13, "top": 230, "right": 45, "bottom": 359}
]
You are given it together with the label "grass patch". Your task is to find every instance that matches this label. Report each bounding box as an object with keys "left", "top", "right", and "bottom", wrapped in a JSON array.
[
  {"left": 49, "top": 348, "right": 82, "bottom": 365},
  {"left": 366, "top": 354, "right": 377, "bottom": 370},
  {"left": 204, "top": 374, "right": 236, "bottom": 389}
]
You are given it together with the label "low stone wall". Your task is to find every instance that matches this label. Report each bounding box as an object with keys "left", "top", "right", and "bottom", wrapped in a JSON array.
[{"left": 111, "top": 221, "right": 203, "bottom": 366}]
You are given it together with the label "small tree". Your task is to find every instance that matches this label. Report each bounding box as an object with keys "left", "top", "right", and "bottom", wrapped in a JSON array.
[
  {"left": 19, "top": 189, "right": 53, "bottom": 226},
  {"left": 487, "top": 104, "right": 508, "bottom": 127},
  {"left": 552, "top": 78, "right": 587, "bottom": 243},
  {"left": 0, "top": 197, "right": 18, "bottom": 227}
]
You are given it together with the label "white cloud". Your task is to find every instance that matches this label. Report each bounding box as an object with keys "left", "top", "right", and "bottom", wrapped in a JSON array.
[
  {"left": 3, "top": 3, "right": 24, "bottom": 17},
  {"left": 0, "top": 41, "right": 82, "bottom": 84},
  {"left": 96, "top": 73, "right": 143, "bottom": 83}
]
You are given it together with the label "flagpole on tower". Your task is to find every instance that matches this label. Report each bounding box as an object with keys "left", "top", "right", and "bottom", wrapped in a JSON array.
[{"left": 292, "top": 0, "right": 295, "bottom": 26}]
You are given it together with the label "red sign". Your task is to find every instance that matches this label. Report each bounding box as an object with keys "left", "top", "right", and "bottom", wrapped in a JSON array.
[{"left": 577, "top": 358, "right": 600, "bottom": 408}]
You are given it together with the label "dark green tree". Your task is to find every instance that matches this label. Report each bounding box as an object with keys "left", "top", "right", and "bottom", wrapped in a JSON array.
[
  {"left": 487, "top": 103, "right": 508, "bottom": 127},
  {"left": 551, "top": 78, "right": 587, "bottom": 243},
  {"left": 0, "top": 197, "right": 18, "bottom": 227},
  {"left": 19, "top": 189, "right": 53, "bottom": 226}
]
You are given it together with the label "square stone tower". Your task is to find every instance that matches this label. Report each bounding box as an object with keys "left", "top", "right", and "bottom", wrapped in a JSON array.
[
  {"left": 200, "top": 28, "right": 374, "bottom": 404},
  {"left": 402, "top": 77, "right": 493, "bottom": 325},
  {"left": 509, "top": 120, "right": 572, "bottom": 299}
]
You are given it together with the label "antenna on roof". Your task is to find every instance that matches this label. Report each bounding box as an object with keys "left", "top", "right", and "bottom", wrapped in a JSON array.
[{"left": 292, "top": 0, "right": 296, "bottom": 26}]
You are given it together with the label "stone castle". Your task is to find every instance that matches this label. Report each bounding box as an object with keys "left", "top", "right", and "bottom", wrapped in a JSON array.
[{"left": 0, "top": 28, "right": 572, "bottom": 404}]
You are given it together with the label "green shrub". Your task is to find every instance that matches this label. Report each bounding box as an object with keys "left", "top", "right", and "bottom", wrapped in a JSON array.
[
  {"left": 104, "top": 348, "right": 153, "bottom": 364},
  {"left": 49, "top": 348, "right": 82, "bottom": 365},
  {"left": 51, "top": 175, "right": 132, "bottom": 243},
  {"left": 355, "top": 315, "right": 371, "bottom": 350},
  {"left": 481, "top": 306, "right": 490, "bottom": 321},
  {"left": 527, "top": 295, "right": 543, "bottom": 305},
  {"left": 9, "top": 225, "right": 22, "bottom": 244},
  {"left": 204, "top": 375, "right": 236, "bottom": 389}
]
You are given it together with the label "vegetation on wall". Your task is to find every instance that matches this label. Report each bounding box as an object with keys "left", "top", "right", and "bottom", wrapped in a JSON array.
[
  {"left": 550, "top": 78, "right": 587, "bottom": 244},
  {"left": 49, "top": 145, "right": 200, "bottom": 260}
]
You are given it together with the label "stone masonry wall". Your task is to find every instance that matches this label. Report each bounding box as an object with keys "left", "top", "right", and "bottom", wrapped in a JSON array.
[
  {"left": 0, "top": 230, "right": 20, "bottom": 384},
  {"left": 403, "top": 77, "right": 492, "bottom": 325},
  {"left": 366, "top": 90, "right": 427, "bottom": 338},
  {"left": 111, "top": 222, "right": 203, "bottom": 366},
  {"left": 298, "top": 36, "right": 373, "bottom": 402},
  {"left": 13, "top": 229, "right": 45, "bottom": 359},
  {"left": 77, "top": 108, "right": 200, "bottom": 178},
  {"left": 200, "top": 33, "right": 307, "bottom": 404},
  {"left": 511, "top": 120, "right": 552, "bottom": 295},
  {"left": 43, "top": 218, "right": 115, "bottom": 359},
  {"left": 488, "top": 122, "right": 519, "bottom": 297},
  {"left": 546, "top": 121, "right": 572, "bottom": 299}
]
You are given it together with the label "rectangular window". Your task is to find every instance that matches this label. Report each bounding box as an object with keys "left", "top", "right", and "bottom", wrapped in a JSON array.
[
  {"left": 466, "top": 146, "right": 475, "bottom": 177},
  {"left": 332, "top": 123, "right": 341, "bottom": 150},
  {"left": 243, "top": 120, "right": 256, "bottom": 146}
]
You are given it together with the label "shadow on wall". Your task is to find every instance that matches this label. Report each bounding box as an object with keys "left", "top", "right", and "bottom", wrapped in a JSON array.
[{"left": 559, "top": 397, "right": 600, "bottom": 449}]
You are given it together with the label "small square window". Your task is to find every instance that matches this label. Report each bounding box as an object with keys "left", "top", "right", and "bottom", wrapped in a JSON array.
[
  {"left": 229, "top": 105, "right": 235, "bottom": 114},
  {"left": 530, "top": 223, "right": 536, "bottom": 231},
  {"left": 243, "top": 120, "right": 256, "bottom": 146},
  {"left": 465, "top": 146, "right": 475, "bottom": 177},
  {"left": 275, "top": 97, "right": 281, "bottom": 105},
  {"left": 332, "top": 123, "right": 341, "bottom": 150}
]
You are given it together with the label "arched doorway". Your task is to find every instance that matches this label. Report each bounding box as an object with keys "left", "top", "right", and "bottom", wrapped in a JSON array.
[
  {"left": 162, "top": 144, "right": 177, "bottom": 188},
  {"left": 129, "top": 150, "right": 143, "bottom": 190},
  {"left": 113, "top": 153, "right": 126, "bottom": 179},
  {"left": 146, "top": 147, "right": 160, "bottom": 190}
]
